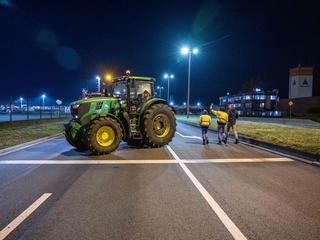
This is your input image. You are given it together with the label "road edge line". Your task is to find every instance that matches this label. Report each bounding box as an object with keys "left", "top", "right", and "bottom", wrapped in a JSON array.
[
  {"left": 0, "top": 133, "right": 63, "bottom": 157},
  {"left": 0, "top": 193, "right": 52, "bottom": 240},
  {"left": 166, "top": 145, "right": 247, "bottom": 240}
]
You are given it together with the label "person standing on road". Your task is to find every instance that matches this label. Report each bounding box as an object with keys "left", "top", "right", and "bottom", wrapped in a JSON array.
[
  {"left": 226, "top": 104, "right": 239, "bottom": 144},
  {"left": 199, "top": 110, "right": 212, "bottom": 145},
  {"left": 211, "top": 106, "right": 228, "bottom": 144}
]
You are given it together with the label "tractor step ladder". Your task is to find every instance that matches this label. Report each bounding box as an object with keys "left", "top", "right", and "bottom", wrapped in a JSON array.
[{"left": 129, "top": 117, "right": 142, "bottom": 139}]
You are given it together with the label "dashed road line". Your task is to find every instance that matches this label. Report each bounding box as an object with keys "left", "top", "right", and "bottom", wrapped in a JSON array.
[
  {"left": 0, "top": 193, "right": 52, "bottom": 240},
  {"left": 166, "top": 145, "right": 247, "bottom": 240}
]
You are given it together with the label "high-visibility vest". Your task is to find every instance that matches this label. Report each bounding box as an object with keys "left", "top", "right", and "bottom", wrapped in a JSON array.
[
  {"left": 211, "top": 110, "right": 228, "bottom": 124},
  {"left": 199, "top": 114, "right": 212, "bottom": 126}
]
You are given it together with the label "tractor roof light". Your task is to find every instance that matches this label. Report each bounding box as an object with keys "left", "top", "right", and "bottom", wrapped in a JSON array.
[{"left": 105, "top": 74, "right": 112, "bottom": 81}]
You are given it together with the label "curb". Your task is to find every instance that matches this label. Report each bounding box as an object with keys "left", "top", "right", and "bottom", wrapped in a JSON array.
[
  {"left": 0, "top": 133, "right": 63, "bottom": 157},
  {"left": 177, "top": 120, "right": 320, "bottom": 167}
]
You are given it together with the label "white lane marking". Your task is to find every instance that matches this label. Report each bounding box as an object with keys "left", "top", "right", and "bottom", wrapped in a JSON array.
[
  {"left": 166, "top": 145, "right": 247, "bottom": 240},
  {"left": 0, "top": 160, "right": 177, "bottom": 164},
  {"left": 0, "top": 157, "right": 292, "bottom": 164},
  {"left": 0, "top": 193, "right": 52, "bottom": 240},
  {"left": 176, "top": 132, "right": 202, "bottom": 140},
  {"left": 185, "top": 157, "right": 293, "bottom": 163}
]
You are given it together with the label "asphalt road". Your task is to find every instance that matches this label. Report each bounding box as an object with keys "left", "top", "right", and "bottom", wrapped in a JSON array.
[{"left": 0, "top": 122, "right": 319, "bottom": 240}]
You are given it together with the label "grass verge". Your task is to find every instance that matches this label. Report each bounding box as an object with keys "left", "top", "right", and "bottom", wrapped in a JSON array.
[
  {"left": 177, "top": 115, "right": 320, "bottom": 155},
  {"left": 0, "top": 118, "right": 69, "bottom": 150}
]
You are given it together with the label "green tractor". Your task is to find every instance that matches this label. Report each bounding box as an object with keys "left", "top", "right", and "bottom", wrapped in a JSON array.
[{"left": 64, "top": 75, "right": 176, "bottom": 154}]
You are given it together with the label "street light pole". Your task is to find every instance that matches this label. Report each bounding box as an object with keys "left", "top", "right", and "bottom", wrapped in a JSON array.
[
  {"left": 167, "top": 77, "right": 170, "bottom": 102},
  {"left": 157, "top": 86, "right": 163, "bottom": 98},
  {"left": 187, "top": 51, "right": 191, "bottom": 118},
  {"left": 164, "top": 74, "right": 174, "bottom": 102},
  {"left": 40, "top": 94, "right": 46, "bottom": 119},
  {"left": 181, "top": 46, "right": 198, "bottom": 118},
  {"left": 96, "top": 76, "right": 101, "bottom": 93},
  {"left": 19, "top": 97, "right": 23, "bottom": 110}
]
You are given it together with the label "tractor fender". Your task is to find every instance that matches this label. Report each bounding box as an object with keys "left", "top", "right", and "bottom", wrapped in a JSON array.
[{"left": 90, "top": 113, "right": 128, "bottom": 139}]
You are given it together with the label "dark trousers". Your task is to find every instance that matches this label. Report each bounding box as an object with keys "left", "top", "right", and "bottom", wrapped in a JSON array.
[
  {"left": 201, "top": 125, "right": 209, "bottom": 138},
  {"left": 217, "top": 122, "right": 226, "bottom": 142}
]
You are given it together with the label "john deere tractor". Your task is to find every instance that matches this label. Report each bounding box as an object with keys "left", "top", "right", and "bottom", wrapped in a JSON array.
[{"left": 65, "top": 75, "right": 176, "bottom": 154}]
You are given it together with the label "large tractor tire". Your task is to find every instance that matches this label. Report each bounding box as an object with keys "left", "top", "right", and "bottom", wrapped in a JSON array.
[
  {"left": 86, "top": 117, "right": 122, "bottom": 154},
  {"left": 143, "top": 103, "right": 176, "bottom": 147}
]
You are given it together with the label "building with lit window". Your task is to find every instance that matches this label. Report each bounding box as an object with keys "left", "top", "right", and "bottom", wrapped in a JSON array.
[{"left": 219, "top": 89, "right": 280, "bottom": 116}]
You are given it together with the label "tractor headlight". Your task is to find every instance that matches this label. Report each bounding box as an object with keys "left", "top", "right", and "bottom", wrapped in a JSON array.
[
  {"left": 72, "top": 104, "right": 80, "bottom": 109},
  {"left": 120, "top": 100, "right": 127, "bottom": 108}
]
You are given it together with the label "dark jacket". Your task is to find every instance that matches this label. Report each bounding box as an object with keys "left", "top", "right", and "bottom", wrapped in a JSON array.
[{"left": 228, "top": 109, "right": 238, "bottom": 125}]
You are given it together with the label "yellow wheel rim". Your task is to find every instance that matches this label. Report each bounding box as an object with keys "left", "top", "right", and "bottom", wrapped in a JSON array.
[
  {"left": 153, "top": 114, "right": 171, "bottom": 138},
  {"left": 96, "top": 126, "right": 115, "bottom": 147}
]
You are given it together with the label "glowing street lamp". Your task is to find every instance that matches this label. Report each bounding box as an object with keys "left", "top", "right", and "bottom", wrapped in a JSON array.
[
  {"left": 41, "top": 94, "right": 46, "bottom": 106},
  {"left": 164, "top": 73, "right": 174, "bottom": 102},
  {"left": 180, "top": 46, "right": 199, "bottom": 118}
]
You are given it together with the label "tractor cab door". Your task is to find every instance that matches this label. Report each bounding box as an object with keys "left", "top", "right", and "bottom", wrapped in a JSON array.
[
  {"left": 128, "top": 79, "right": 153, "bottom": 114},
  {"left": 127, "top": 79, "right": 153, "bottom": 138}
]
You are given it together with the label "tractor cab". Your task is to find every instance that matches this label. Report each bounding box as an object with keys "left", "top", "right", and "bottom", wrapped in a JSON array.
[{"left": 104, "top": 76, "right": 155, "bottom": 112}]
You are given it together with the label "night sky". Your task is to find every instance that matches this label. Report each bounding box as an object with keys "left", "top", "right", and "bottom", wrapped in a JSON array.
[{"left": 1, "top": 0, "right": 320, "bottom": 105}]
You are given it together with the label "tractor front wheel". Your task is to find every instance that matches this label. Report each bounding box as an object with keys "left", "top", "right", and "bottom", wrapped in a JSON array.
[
  {"left": 86, "top": 117, "right": 122, "bottom": 154},
  {"left": 143, "top": 103, "right": 176, "bottom": 147},
  {"left": 64, "top": 121, "right": 88, "bottom": 151}
]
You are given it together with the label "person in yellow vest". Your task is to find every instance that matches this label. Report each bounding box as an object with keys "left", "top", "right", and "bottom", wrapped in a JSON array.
[
  {"left": 199, "top": 110, "right": 212, "bottom": 145},
  {"left": 211, "top": 106, "right": 228, "bottom": 144}
]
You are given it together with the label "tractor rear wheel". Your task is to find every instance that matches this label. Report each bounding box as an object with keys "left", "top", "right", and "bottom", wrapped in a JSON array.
[
  {"left": 86, "top": 117, "right": 122, "bottom": 154},
  {"left": 143, "top": 103, "right": 176, "bottom": 147}
]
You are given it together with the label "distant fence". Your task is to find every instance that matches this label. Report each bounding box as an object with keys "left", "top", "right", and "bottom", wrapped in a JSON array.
[{"left": 0, "top": 98, "right": 70, "bottom": 122}]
